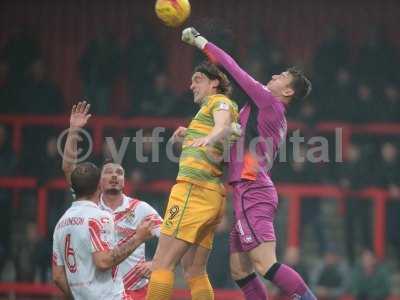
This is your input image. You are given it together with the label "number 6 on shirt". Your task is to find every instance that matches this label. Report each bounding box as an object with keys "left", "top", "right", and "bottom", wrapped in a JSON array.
[{"left": 64, "top": 234, "right": 77, "bottom": 273}]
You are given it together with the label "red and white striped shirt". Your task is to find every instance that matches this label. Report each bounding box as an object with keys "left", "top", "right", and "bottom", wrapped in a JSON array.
[
  {"left": 53, "top": 200, "right": 126, "bottom": 300},
  {"left": 99, "top": 194, "right": 162, "bottom": 291}
]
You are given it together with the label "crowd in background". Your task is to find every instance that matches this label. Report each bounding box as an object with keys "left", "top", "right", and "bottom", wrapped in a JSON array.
[{"left": 0, "top": 22, "right": 399, "bottom": 299}]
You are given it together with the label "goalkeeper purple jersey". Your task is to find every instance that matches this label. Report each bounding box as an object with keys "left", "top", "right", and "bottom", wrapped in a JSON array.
[{"left": 204, "top": 43, "right": 287, "bottom": 186}]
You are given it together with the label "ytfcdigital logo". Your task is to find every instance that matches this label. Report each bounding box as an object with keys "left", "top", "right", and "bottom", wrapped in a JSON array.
[
  {"left": 57, "top": 127, "right": 344, "bottom": 165},
  {"left": 57, "top": 128, "right": 93, "bottom": 163}
]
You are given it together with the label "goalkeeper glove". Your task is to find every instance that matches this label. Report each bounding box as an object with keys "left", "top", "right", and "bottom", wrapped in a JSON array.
[
  {"left": 229, "top": 122, "right": 242, "bottom": 143},
  {"left": 182, "top": 27, "right": 208, "bottom": 50}
]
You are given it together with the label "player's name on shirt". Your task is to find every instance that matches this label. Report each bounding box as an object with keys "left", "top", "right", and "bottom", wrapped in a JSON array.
[{"left": 56, "top": 217, "right": 84, "bottom": 229}]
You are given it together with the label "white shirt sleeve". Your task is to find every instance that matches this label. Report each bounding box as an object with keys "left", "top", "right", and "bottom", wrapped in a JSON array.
[
  {"left": 52, "top": 231, "right": 64, "bottom": 266},
  {"left": 88, "top": 213, "right": 114, "bottom": 252}
]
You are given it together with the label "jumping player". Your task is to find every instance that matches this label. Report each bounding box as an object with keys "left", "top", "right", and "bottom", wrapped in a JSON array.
[
  {"left": 145, "top": 61, "right": 238, "bottom": 300},
  {"left": 182, "top": 27, "right": 315, "bottom": 300}
]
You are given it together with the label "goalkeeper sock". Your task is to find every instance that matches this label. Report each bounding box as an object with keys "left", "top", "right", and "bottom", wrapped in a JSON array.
[
  {"left": 188, "top": 274, "right": 214, "bottom": 300},
  {"left": 263, "top": 263, "right": 316, "bottom": 300},
  {"left": 145, "top": 269, "right": 174, "bottom": 300},
  {"left": 235, "top": 272, "right": 268, "bottom": 300}
]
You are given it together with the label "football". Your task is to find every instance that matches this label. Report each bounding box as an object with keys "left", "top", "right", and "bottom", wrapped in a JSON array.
[{"left": 155, "top": 0, "right": 191, "bottom": 27}]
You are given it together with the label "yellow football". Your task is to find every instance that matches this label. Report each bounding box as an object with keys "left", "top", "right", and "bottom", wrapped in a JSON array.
[{"left": 155, "top": 0, "right": 191, "bottom": 27}]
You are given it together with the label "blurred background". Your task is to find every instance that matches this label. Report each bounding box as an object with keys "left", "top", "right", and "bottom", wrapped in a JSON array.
[{"left": 0, "top": 0, "right": 399, "bottom": 299}]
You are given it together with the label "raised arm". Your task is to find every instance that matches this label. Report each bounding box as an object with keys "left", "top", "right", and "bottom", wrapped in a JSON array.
[
  {"left": 189, "top": 109, "right": 232, "bottom": 147},
  {"left": 182, "top": 27, "right": 277, "bottom": 109},
  {"left": 62, "top": 101, "right": 91, "bottom": 185}
]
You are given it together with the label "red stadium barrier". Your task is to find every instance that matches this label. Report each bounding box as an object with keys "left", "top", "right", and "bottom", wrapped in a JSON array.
[
  {"left": 1, "top": 116, "right": 398, "bottom": 298},
  {"left": 0, "top": 176, "right": 393, "bottom": 259},
  {"left": 1, "top": 115, "right": 400, "bottom": 159},
  {"left": 0, "top": 115, "right": 186, "bottom": 155},
  {"left": 0, "top": 283, "right": 245, "bottom": 299},
  {"left": 277, "top": 184, "right": 390, "bottom": 259},
  {"left": 0, "top": 283, "right": 399, "bottom": 300}
]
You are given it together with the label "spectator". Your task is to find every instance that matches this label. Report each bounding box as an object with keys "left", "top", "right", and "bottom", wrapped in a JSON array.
[
  {"left": 134, "top": 72, "right": 176, "bottom": 116},
  {"left": 0, "top": 58, "right": 11, "bottom": 111},
  {"left": 351, "top": 83, "right": 379, "bottom": 123},
  {"left": 286, "top": 145, "right": 328, "bottom": 255},
  {"left": 47, "top": 191, "right": 72, "bottom": 236},
  {"left": 379, "top": 82, "right": 400, "bottom": 122},
  {"left": 318, "top": 66, "right": 355, "bottom": 121},
  {"left": 350, "top": 249, "right": 391, "bottom": 300},
  {"left": 0, "top": 58, "right": 7, "bottom": 88},
  {"left": 193, "top": 20, "right": 237, "bottom": 67},
  {"left": 126, "top": 167, "right": 167, "bottom": 214},
  {"left": 18, "top": 59, "right": 64, "bottom": 115},
  {"left": 0, "top": 125, "right": 17, "bottom": 272},
  {"left": 0, "top": 125, "right": 17, "bottom": 176},
  {"left": 127, "top": 167, "right": 145, "bottom": 196},
  {"left": 41, "top": 136, "right": 64, "bottom": 179},
  {"left": 291, "top": 100, "right": 317, "bottom": 125},
  {"left": 126, "top": 128, "right": 176, "bottom": 182},
  {"left": 22, "top": 135, "right": 63, "bottom": 179},
  {"left": 79, "top": 29, "right": 122, "bottom": 115},
  {"left": 246, "top": 25, "right": 286, "bottom": 79},
  {"left": 356, "top": 26, "right": 399, "bottom": 85},
  {"left": 376, "top": 142, "right": 400, "bottom": 265},
  {"left": 2, "top": 26, "right": 41, "bottom": 84},
  {"left": 15, "top": 59, "right": 64, "bottom": 171},
  {"left": 313, "top": 26, "right": 349, "bottom": 89},
  {"left": 377, "top": 142, "right": 399, "bottom": 191},
  {"left": 38, "top": 136, "right": 68, "bottom": 234},
  {"left": 243, "top": 58, "right": 266, "bottom": 84},
  {"left": 0, "top": 57, "right": 23, "bottom": 114},
  {"left": 246, "top": 25, "right": 271, "bottom": 64},
  {"left": 336, "top": 143, "right": 373, "bottom": 263},
  {"left": 13, "top": 222, "right": 50, "bottom": 282},
  {"left": 311, "top": 244, "right": 349, "bottom": 300},
  {"left": 125, "top": 22, "right": 165, "bottom": 104},
  {"left": 172, "top": 90, "right": 198, "bottom": 118},
  {"left": 266, "top": 45, "right": 287, "bottom": 79}
]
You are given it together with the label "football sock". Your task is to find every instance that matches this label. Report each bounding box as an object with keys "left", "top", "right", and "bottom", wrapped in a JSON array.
[{"left": 145, "top": 269, "right": 174, "bottom": 300}]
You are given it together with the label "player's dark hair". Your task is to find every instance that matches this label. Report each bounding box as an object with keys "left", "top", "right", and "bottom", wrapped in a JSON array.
[
  {"left": 70, "top": 162, "right": 100, "bottom": 199},
  {"left": 195, "top": 61, "right": 232, "bottom": 96},
  {"left": 102, "top": 158, "right": 115, "bottom": 168},
  {"left": 287, "top": 67, "right": 312, "bottom": 101}
]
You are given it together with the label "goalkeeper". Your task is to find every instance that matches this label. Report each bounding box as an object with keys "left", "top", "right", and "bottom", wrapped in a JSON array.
[{"left": 182, "top": 27, "right": 315, "bottom": 300}]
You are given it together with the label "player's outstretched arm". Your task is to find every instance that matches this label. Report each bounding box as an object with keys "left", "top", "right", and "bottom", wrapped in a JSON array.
[
  {"left": 93, "top": 219, "right": 156, "bottom": 270},
  {"left": 189, "top": 109, "right": 231, "bottom": 147},
  {"left": 182, "top": 27, "right": 276, "bottom": 109},
  {"left": 62, "top": 101, "right": 91, "bottom": 185}
]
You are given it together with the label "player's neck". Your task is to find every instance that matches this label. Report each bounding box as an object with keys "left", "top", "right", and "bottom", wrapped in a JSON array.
[
  {"left": 200, "top": 91, "right": 218, "bottom": 106},
  {"left": 102, "top": 193, "right": 123, "bottom": 211},
  {"left": 279, "top": 97, "right": 290, "bottom": 105},
  {"left": 76, "top": 197, "right": 98, "bottom": 204},
  {"left": 198, "top": 97, "right": 208, "bottom": 106}
]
